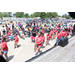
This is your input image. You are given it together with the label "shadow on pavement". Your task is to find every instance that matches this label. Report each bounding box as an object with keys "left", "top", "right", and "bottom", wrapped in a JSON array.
[
  {"left": 25, "top": 46, "right": 56, "bottom": 62},
  {"left": 18, "top": 45, "right": 21, "bottom": 47},
  {"left": 8, "top": 55, "right": 14, "bottom": 61}
]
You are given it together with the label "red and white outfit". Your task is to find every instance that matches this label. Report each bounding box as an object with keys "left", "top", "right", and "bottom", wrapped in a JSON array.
[
  {"left": 57, "top": 32, "right": 61, "bottom": 39},
  {"left": 41, "top": 30, "right": 45, "bottom": 35},
  {"left": 15, "top": 36, "right": 19, "bottom": 43},
  {"left": 53, "top": 29, "right": 57, "bottom": 34},
  {"left": 66, "top": 31, "right": 70, "bottom": 37},
  {"left": 31, "top": 36, "right": 35, "bottom": 40},
  {"left": 47, "top": 34, "right": 51, "bottom": 40},
  {"left": 0, "top": 41, "right": 8, "bottom": 54},
  {"left": 36, "top": 36, "right": 43, "bottom": 47},
  {"left": 50, "top": 30, "right": 54, "bottom": 36},
  {"left": 61, "top": 31, "right": 67, "bottom": 37}
]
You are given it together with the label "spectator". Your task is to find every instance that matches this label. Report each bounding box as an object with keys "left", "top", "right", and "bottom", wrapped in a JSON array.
[
  {"left": 8, "top": 23, "right": 11, "bottom": 30},
  {"left": 27, "top": 28, "right": 30, "bottom": 37},
  {"left": 12, "top": 23, "right": 14, "bottom": 30},
  {"left": 0, "top": 31, "right": 1, "bottom": 43},
  {"left": 5, "top": 24, "right": 9, "bottom": 34},
  {"left": 19, "top": 28, "right": 25, "bottom": 39},
  {"left": 15, "top": 22, "right": 18, "bottom": 27},
  {"left": 13, "top": 28, "right": 18, "bottom": 35},
  {"left": 8, "top": 30, "right": 14, "bottom": 41},
  {"left": 31, "top": 27, "right": 37, "bottom": 42},
  {"left": 1, "top": 26, "right": 5, "bottom": 34},
  {"left": 54, "top": 29, "right": 61, "bottom": 46},
  {"left": 61, "top": 28, "right": 67, "bottom": 40}
]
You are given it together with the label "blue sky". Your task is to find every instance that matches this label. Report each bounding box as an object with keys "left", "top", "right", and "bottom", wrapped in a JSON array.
[{"left": 12, "top": 12, "right": 68, "bottom": 16}]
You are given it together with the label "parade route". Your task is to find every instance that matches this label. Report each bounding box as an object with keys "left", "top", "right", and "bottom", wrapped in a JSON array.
[
  {"left": 29, "top": 36, "right": 75, "bottom": 62},
  {"left": 8, "top": 33, "right": 56, "bottom": 62}
]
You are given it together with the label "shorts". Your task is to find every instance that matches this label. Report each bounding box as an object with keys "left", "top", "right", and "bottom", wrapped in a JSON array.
[
  {"left": 1, "top": 49, "right": 8, "bottom": 54},
  {"left": 36, "top": 44, "right": 42, "bottom": 48},
  {"left": 20, "top": 34, "right": 24, "bottom": 36},
  {"left": 31, "top": 36, "right": 35, "bottom": 40},
  {"left": 47, "top": 38, "right": 50, "bottom": 40},
  {"left": 51, "top": 35, "right": 52, "bottom": 37},
  {"left": 42, "top": 42, "right": 44, "bottom": 44},
  {"left": 54, "top": 33, "right": 56, "bottom": 35},
  {"left": 15, "top": 41, "right": 19, "bottom": 43},
  {"left": 9, "top": 28, "right": 10, "bottom": 30}
]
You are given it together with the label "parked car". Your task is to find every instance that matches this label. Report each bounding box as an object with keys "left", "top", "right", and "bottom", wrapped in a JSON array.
[
  {"left": 0, "top": 21, "right": 2, "bottom": 24},
  {"left": 10, "top": 21, "right": 13, "bottom": 23}
]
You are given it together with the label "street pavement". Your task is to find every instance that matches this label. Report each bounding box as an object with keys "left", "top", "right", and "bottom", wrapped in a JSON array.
[
  {"left": 0, "top": 24, "right": 73, "bottom": 62},
  {"left": 30, "top": 36, "right": 75, "bottom": 62},
  {"left": 8, "top": 33, "right": 56, "bottom": 62}
]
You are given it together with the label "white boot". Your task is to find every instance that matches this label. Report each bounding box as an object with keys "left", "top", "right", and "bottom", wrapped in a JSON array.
[
  {"left": 38, "top": 52, "right": 40, "bottom": 55},
  {"left": 33, "top": 52, "right": 36, "bottom": 57}
]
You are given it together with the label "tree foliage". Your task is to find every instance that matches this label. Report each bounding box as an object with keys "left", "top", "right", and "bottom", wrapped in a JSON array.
[
  {"left": 24, "top": 13, "right": 29, "bottom": 18},
  {"left": 8, "top": 12, "right": 12, "bottom": 17},
  {"left": 15, "top": 12, "right": 24, "bottom": 18},
  {"left": 62, "top": 14, "right": 71, "bottom": 19},
  {"left": 2, "top": 12, "right": 9, "bottom": 17},
  {"left": 0, "top": 12, "right": 3, "bottom": 18}
]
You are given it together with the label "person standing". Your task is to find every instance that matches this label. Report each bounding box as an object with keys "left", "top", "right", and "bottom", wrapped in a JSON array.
[
  {"left": 0, "top": 37, "right": 9, "bottom": 61},
  {"left": 45, "top": 31, "right": 51, "bottom": 46},
  {"left": 12, "top": 23, "right": 14, "bottom": 30},
  {"left": 34, "top": 32, "right": 43, "bottom": 56},
  {"left": 14, "top": 34, "right": 19, "bottom": 48},
  {"left": 1, "top": 26, "right": 5, "bottom": 34},
  {"left": 5, "top": 24, "right": 9, "bottom": 34},
  {"left": 31, "top": 27, "right": 37, "bottom": 42},
  {"left": 15, "top": 22, "right": 18, "bottom": 27},
  {"left": 69, "top": 25, "right": 73, "bottom": 36},
  {"left": 41, "top": 33, "right": 45, "bottom": 47},
  {"left": 0, "top": 31, "right": 1, "bottom": 43},
  {"left": 8, "top": 23, "right": 11, "bottom": 30}
]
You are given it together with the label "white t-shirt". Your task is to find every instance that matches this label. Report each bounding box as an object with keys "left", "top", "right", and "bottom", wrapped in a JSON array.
[
  {"left": 1, "top": 28, "right": 5, "bottom": 31},
  {"left": 15, "top": 24, "right": 18, "bottom": 27},
  {"left": 8, "top": 25, "right": 11, "bottom": 28}
]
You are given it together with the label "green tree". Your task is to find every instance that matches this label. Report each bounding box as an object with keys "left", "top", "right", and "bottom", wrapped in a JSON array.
[
  {"left": 33, "top": 12, "right": 41, "bottom": 17},
  {"left": 15, "top": 12, "right": 24, "bottom": 18},
  {"left": 46, "top": 12, "right": 58, "bottom": 18},
  {"left": 15, "top": 12, "right": 19, "bottom": 17},
  {"left": 24, "top": 13, "right": 29, "bottom": 18},
  {"left": 30, "top": 14, "right": 34, "bottom": 18},
  {"left": 40, "top": 12, "right": 46, "bottom": 19},
  {"left": 20, "top": 12, "right": 24, "bottom": 17},
  {"left": 52, "top": 12, "right": 58, "bottom": 18},
  {"left": 2, "top": 12, "right": 9, "bottom": 17},
  {"left": 13, "top": 13, "right": 16, "bottom": 17},
  {"left": 46, "top": 12, "right": 53, "bottom": 18},
  {"left": 8, "top": 12, "right": 12, "bottom": 17},
  {"left": 62, "top": 14, "right": 71, "bottom": 19},
  {"left": 0, "top": 12, "right": 3, "bottom": 18}
]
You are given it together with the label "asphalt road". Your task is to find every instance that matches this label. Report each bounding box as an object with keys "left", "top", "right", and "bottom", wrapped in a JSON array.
[{"left": 30, "top": 36, "right": 75, "bottom": 62}]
